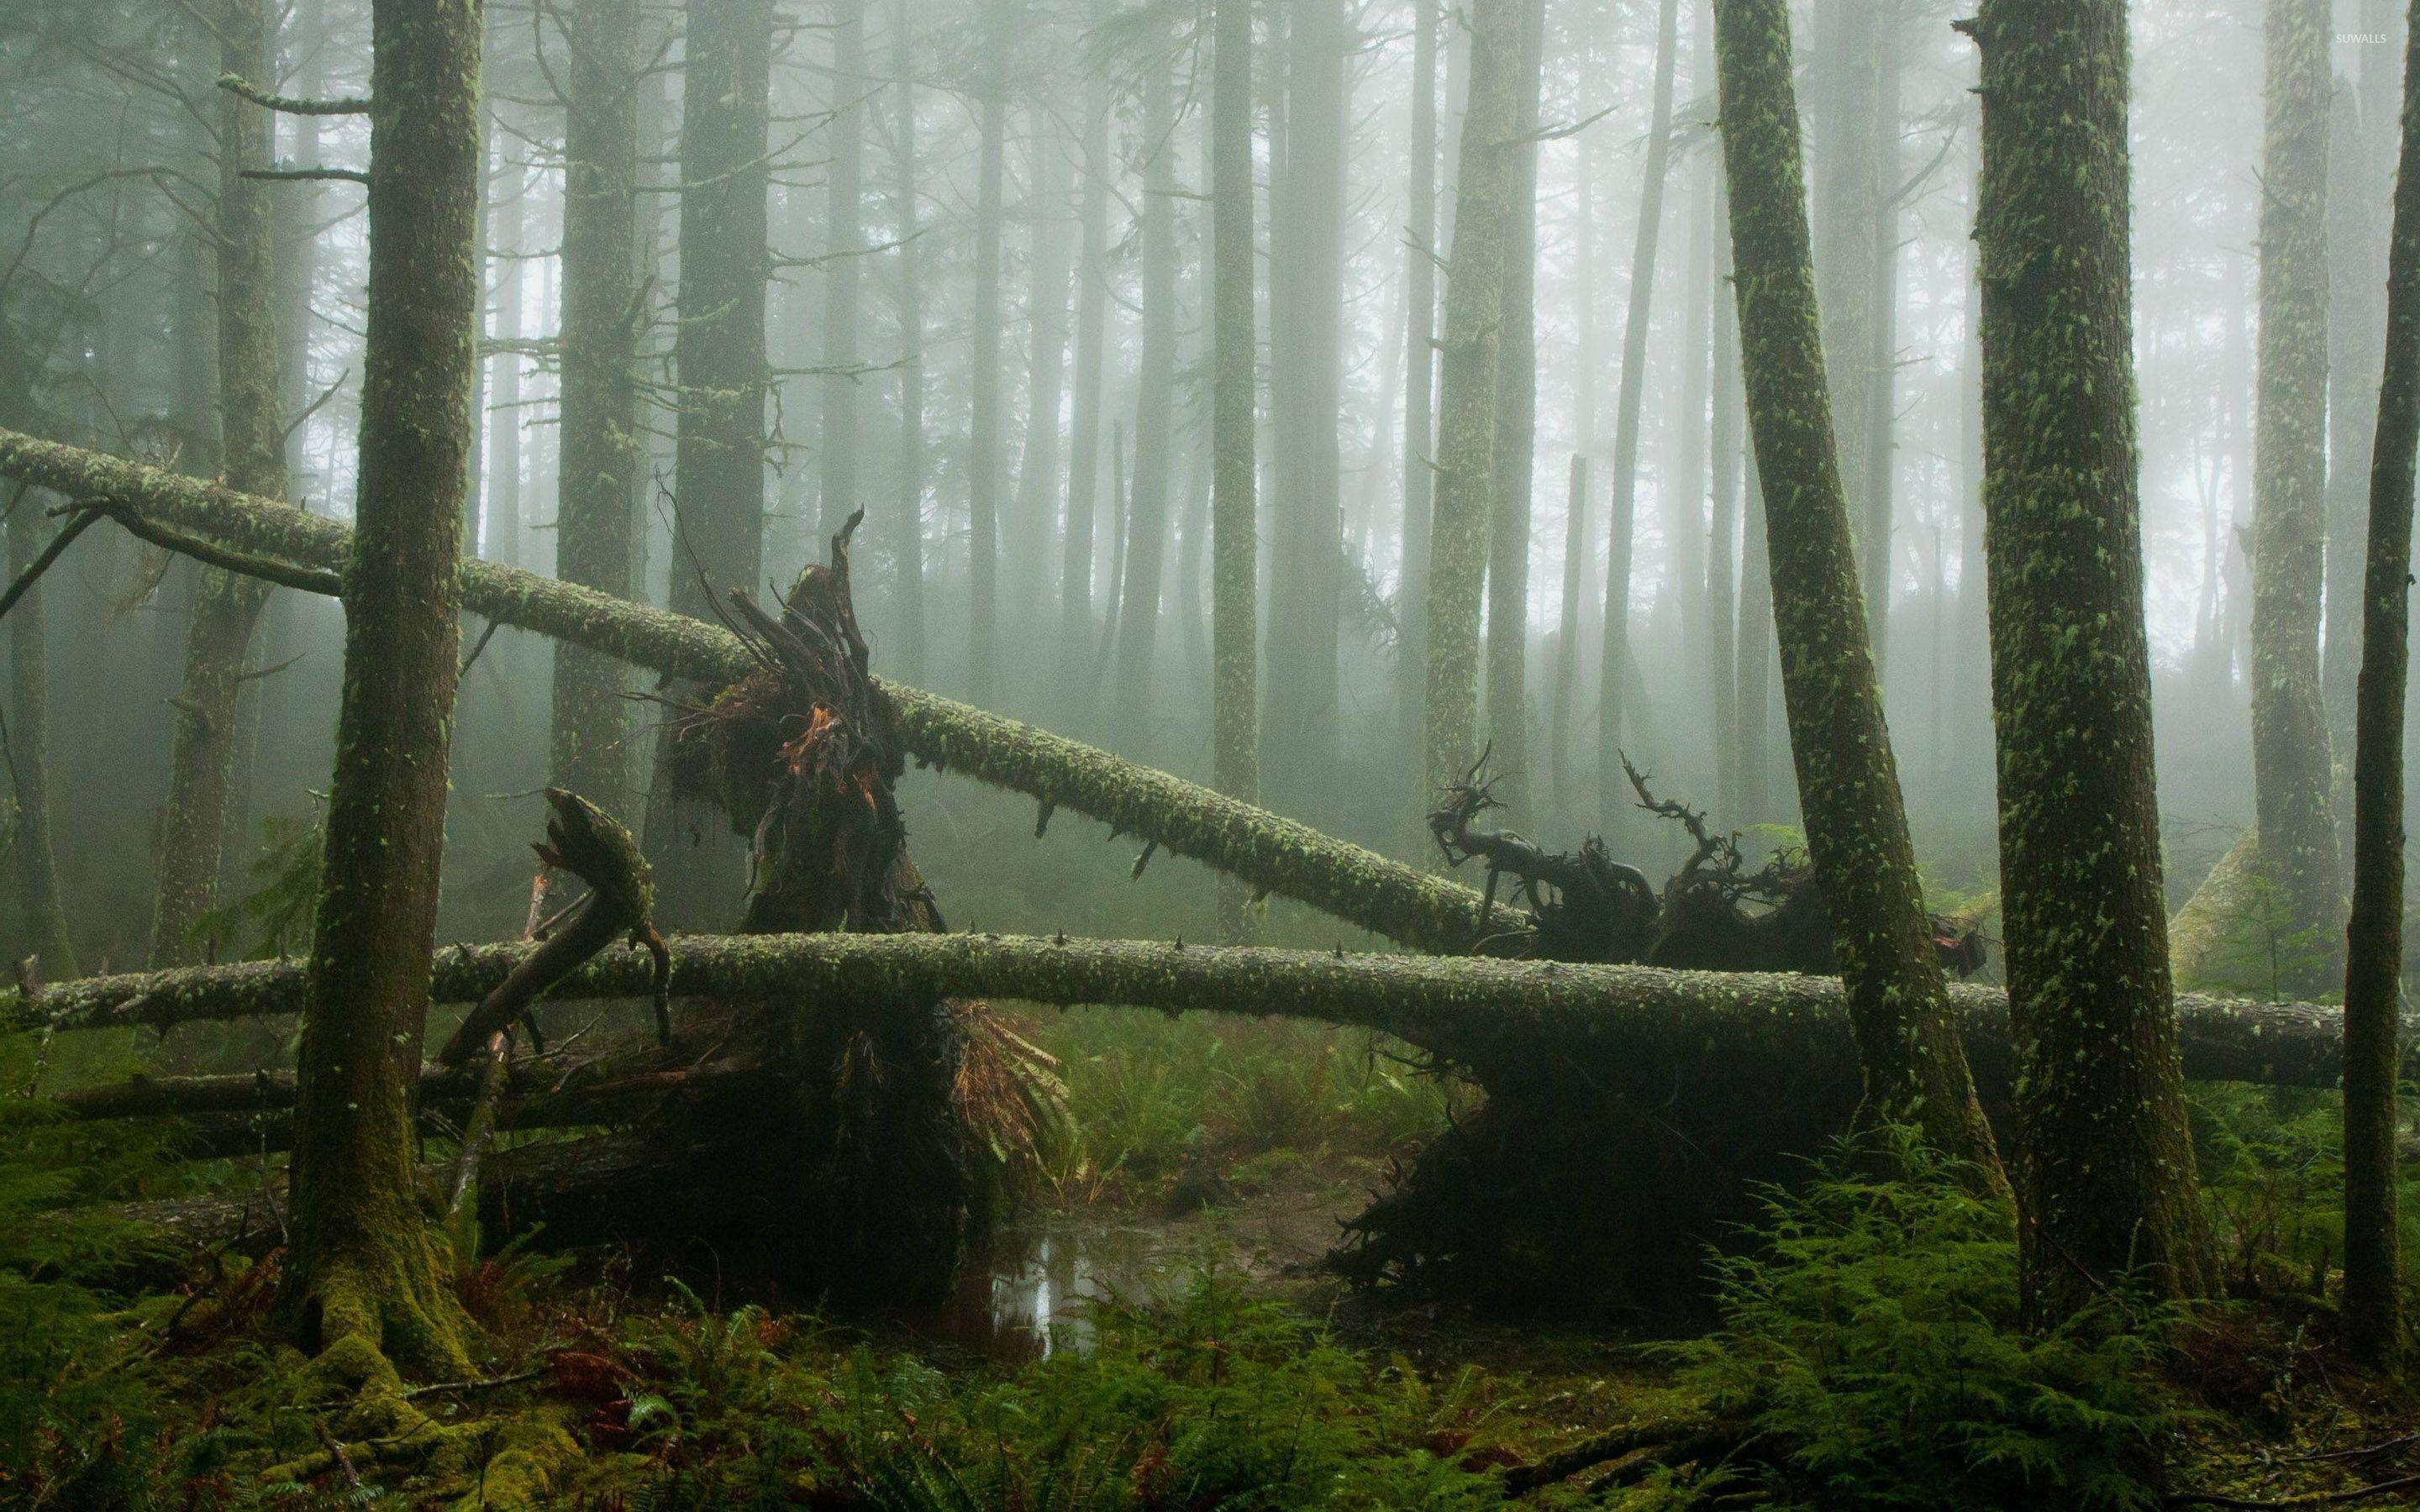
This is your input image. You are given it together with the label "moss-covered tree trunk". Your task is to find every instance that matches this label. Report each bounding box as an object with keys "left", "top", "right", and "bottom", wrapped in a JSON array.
[
  {"left": 2249, "top": 0, "right": 2345, "bottom": 990},
  {"left": 1210, "top": 0, "right": 1260, "bottom": 942},
  {"left": 646, "top": 0, "right": 771, "bottom": 926},
  {"left": 550, "top": 0, "right": 643, "bottom": 813},
  {"left": 1480, "top": 0, "right": 1544, "bottom": 816},
  {"left": 149, "top": 0, "right": 282, "bottom": 969},
  {"left": 1710, "top": 0, "right": 1996, "bottom": 1172},
  {"left": 1969, "top": 0, "right": 2213, "bottom": 1318},
  {"left": 890, "top": 0, "right": 928, "bottom": 685},
  {"left": 282, "top": 0, "right": 481, "bottom": 1377},
  {"left": 1596, "top": 0, "right": 1681, "bottom": 837},
  {"left": 1422, "top": 0, "right": 1521, "bottom": 805},
  {"left": 2341, "top": 0, "right": 2420, "bottom": 1374}
]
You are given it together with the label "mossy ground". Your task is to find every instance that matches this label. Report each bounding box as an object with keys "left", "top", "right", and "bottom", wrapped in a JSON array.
[{"left": 9, "top": 1010, "right": 2420, "bottom": 1509}]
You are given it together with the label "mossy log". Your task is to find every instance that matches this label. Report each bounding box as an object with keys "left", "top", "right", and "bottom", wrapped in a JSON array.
[
  {"left": 15, "top": 928, "right": 2377, "bottom": 1095},
  {"left": 0, "top": 428, "right": 1491, "bottom": 955}
]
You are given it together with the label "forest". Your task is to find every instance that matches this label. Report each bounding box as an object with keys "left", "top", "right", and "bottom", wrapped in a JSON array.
[{"left": 5, "top": 0, "right": 2420, "bottom": 1504}]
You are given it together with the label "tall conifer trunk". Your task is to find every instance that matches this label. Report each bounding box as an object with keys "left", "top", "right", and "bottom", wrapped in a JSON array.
[
  {"left": 966, "top": 3, "right": 1009, "bottom": 707},
  {"left": 819, "top": 0, "right": 865, "bottom": 543},
  {"left": 551, "top": 0, "right": 644, "bottom": 811},
  {"left": 2248, "top": 0, "right": 2344, "bottom": 990},
  {"left": 1211, "top": 0, "right": 1259, "bottom": 941},
  {"left": 1483, "top": 0, "right": 1544, "bottom": 815},
  {"left": 1422, "top": 0, "right": 1522, "bottom": 802},
  {"left": 647, "top": 0, "right": 771, "bottom": 925},
  {"left": 1711, "top": 0, "right": 1996, "bottom": 1173},
  {"left": 1113, "top": 57, "right": 1178, "bottom": 737},
  {"left": 1598, "top": 0, "right": 1681, "bottom": 835},
  {"left": 283, "top": 0, "right": 482, "bottom": 1376},
  {"left": 890, "top": 0, "right": 927, "bottom": 684},
  {"left": 2340, "top": 0, "right": 2420, "bottom": 1375},
  {"left": 150, "top": 0, "right": 283, "bottom": 968},
  {"left": 1968, "top": 0, "right": 2212, "bottom": 1317}
]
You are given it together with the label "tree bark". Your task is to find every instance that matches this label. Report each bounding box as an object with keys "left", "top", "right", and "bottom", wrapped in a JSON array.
[
  {"left": 2249, "top": 0, "right": 2345, "bottom": 990},
  {"left": 1970, "top": 0, "right": 2215, "bottom": 1316},
  {"left": 1598, "top": 0, "right": 1682, "bottom": 837},
  {"left": 1735, "top": 436, "right": 1775, "bottom": 825},
  {"left": 22, "top": 931, "right": 2381, "bottom": 1100},
  {"left": 1211, "top": 0, "right": 1260, "bottom": 942},
  {"left": 1423, "top": 0, "right": 1523, "bottom": 803},
  {"left": 281, "top": 0, "right": 481, "bottom": 1378},
  {"left": 1483, "top": 0, "right": 1545, "bottom": 816},
  {"left": 150, "top": 0, "right": 283, "bottom": 969},
  {"left": 1712, "top": 0, "right": 1996, "bottom": 1171},
  {"left": 2341, "top": 0, "right": 2420, "bottom": 1375},
  {"left": 648, "top": 0, "right": 771, "bottom": 927},
  {"left": 550, "top": 0, "right": 644, "bottom": 814}
]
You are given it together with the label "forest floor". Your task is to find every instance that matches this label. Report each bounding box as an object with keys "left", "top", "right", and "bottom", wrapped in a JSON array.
[{"left": 8, "top": 1007, "right": 2420, "bottom": 1508}]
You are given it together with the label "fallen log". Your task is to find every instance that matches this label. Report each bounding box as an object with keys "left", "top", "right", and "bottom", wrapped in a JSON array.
[
  {"left": 13, "top": 927, "right": 2384, "bottom": 1095},
  {"left": 0, "top": 428, "right": 1491, "bottom": 955}
]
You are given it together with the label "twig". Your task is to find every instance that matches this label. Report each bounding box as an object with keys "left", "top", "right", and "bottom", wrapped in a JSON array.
[
  {"left": 0, "top": 504, "right": 103, "bottom": 624},
  {"left": 74, "top": 501, "right": 343, "bottom": 596},
  {"left": 216, "top": 74, "right": 371, "bottom": 114},
  {"left": 314, "top": 1419, "right": 360, "bottom": 1489},
  {"left": 399, "top": 1365, "right": 545, "bottom": 1402}
]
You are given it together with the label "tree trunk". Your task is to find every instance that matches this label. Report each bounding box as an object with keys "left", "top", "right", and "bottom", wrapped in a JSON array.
[
  {"left": 649, "top": 0, "right": 772, "bottom": 927},
  {"left": 551, "top": 0, "right": 644, "bottom": 815},
  {"left": 965, "top": 6, "right": 1009, "bottom": 707},
  {"left": 1808, "top": 0, "right": 1876, "bottom": 642},
  {"left": 6, "top": 511, "right": 75, "bottom": 978},
  {"left": 1398, "top": 0, "right": 1439, "bottom": 812},
  {"left": 2326, "top": 0, "right": 2405, "bottom": 771},
  {"left": 1711, "top": 0, "right": 1996, "bottom": 1172},
  {"left": 1670, "top": 0, "right": 1715, "bottom": 764},
  {"left": 1735, "top": 435, "right": 1774, "bottom": 825},
  {"left": 282, "top": 0, "right": 482, "bottom": 1378},
  {"left": 1598, "top": 0, "right": 1683, "bottom": 837},
  {"left": 2249, "top": 0, "right": 2345, "bottom": 991},
  {"left": 1113, "top": 57, "right": 1179, "bottom": 738},
  {"left": 2340, "top": 0, "right": 2420, "bottom": 1375},
  {"left": 1970, "top": 0, "right": 2214, "bottom": 1317},
  {"left": 818, "top": 0, "right": 865, "bottom": 543},
  {"left": 1423, "top": 0, "right": 1523, "bottom": 803},
  {"left": 890, "top": 0, "right": 927, "bottom": 685},
  {"left": 1265, "top": 0, "right": 1344, "bottom": 804},
  {"left": 1549, "top": 454, "right": 1589, "bottom": 824},
  {"left": 1060, "top": 0, "right": 1113, "bottom": 677},
  {"left": 484, "top": 163, "right": 524, "bottom": 571},
  {"left": 1211, "top": 0, "right": 1260, "bottom": 943},
  {"left": 1860, "top": 12, "right": 1900, "bottom": 674},
  {"left": 1483, "top": 0, "right": 1545, "bottom": 816},
  {"left": 150, "top": 0, "right": 282, "bottom": 969},
  {"left": 1012, "top": 112, "right": 1072, "bottom": 650},
  {"left": 1707, "top": 175, "right": 1743, "bottom": 827}
]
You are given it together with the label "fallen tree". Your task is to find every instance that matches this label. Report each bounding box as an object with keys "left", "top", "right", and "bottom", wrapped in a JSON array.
[
  {"left": 10, "top": 928, "right": 2373, "bottom": 1095},
  {"left": 27, "top": 924, "right": 2377, "bottom": 1308},
  {"left": 0, "top": 428, "right": 1492, "bottom": 956}
]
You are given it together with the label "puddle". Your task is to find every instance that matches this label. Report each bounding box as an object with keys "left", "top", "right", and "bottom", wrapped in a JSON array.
[{"left": 908, "top": 1220, "right": 1171, "bottom": 1363}]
